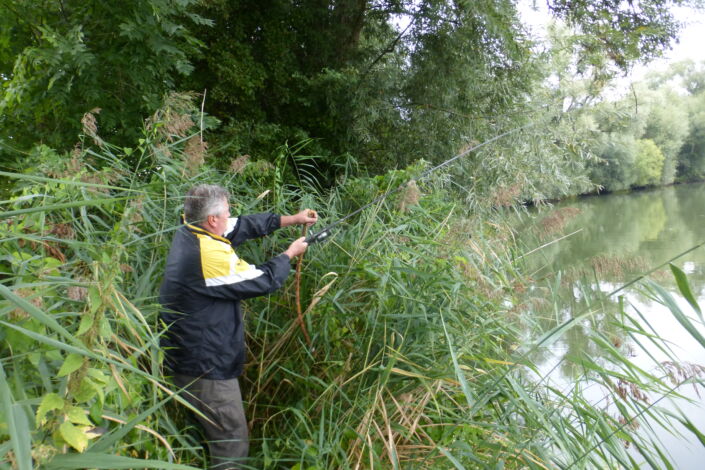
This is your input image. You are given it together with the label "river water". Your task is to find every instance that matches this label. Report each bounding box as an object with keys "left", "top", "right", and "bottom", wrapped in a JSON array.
[{"left": 519, "top": 182, "right": 705, "bottom": 469}]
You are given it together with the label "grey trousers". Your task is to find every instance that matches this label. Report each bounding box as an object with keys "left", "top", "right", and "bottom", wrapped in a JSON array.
[{"left": 173, "top": 374, "right": 249, "bottom": 470}]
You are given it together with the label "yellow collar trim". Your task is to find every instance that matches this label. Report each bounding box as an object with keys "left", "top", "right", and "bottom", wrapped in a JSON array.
[{"left": 185, "top": 223, "right": 231, "bottom": 245}]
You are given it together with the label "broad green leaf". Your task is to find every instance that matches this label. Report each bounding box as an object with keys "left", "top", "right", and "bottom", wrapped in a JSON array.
[
  {"left": 88, "top": 287, "right": 102, "bottom": 313},
  {"left": 76, "top": 314, "right": 94, "bottom": 336},
  {"left": 0, "top": 362, "right": 32, "bottom": 470},
  {"left": 98, "top": 316, "right": 112, "bottom": 339},
  {"left": 89, "top": 400, "right": 104, "bottom": 425},
  {"left": 86, "top": 368, "right": 108, "bottom": 385},
  {"left": 73, "top": 377, "right": 99, "bottom": 404},
  {"left": 59, "top": 421, "right": 88, "bottom": 453},
  {"left": 66, "top": 406, "right": 92, "bottom": 426},
  {"left": 36, "top": 393, "right": 65, "bottom": 427},
  {"left": 45, "top": 452, "right": 200, "bottom": 469},
  {"left": 57, "top": 353, "right": 85, "bottom": 377},
  {"left": 669, "top": 263, "right": 702, "bottom": 320}
]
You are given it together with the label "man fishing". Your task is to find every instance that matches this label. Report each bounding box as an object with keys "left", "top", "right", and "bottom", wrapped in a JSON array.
[{"left": 159, "top": 184, "right": 317, "bottom": 470}]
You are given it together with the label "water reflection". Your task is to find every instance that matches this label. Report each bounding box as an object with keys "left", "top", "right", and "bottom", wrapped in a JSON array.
[
  {"left": 519, "top": 182, "right": 705, "bottom": 469},
  {"left": 530, "top": 185, "right": 705, "bottom": 275}
]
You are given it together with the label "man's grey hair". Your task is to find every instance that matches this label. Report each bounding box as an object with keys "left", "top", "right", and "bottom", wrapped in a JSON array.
[{"left": 184, "top": 184, "right": 230, "bottom": 225}]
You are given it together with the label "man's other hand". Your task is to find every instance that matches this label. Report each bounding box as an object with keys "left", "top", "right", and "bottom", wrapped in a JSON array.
[
  {"left": 281, "top": 210, "right": 318, "bottom": 228},
  {"left": 284, "top": 237, "right": 309, "bottom": 259},
  {"left": 297, "top": 209, "right": 318, "bottom": 226}
]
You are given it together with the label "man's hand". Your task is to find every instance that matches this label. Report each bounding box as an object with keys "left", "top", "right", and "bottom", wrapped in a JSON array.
[
  {"left": 281, "top": 209, "right": 318, "bottom": 227},
  {"left": 284, "top": 237, "right": 308, "bottom": 259},
  {"left": 299, "top": 209, "right": 318, "bottom": 226}
]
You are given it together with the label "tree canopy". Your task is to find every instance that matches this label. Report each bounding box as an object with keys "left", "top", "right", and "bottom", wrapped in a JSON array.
[
  {"left": 1, "top": 0, "right": 697, "bottom": 180},
  {"left": 0, "top": 0, "right": 209, "bottom": 154}
]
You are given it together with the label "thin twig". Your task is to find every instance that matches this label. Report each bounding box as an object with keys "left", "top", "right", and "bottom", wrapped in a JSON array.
[{"left": 200, "top": 89, "right": 206, "bottom": 143}]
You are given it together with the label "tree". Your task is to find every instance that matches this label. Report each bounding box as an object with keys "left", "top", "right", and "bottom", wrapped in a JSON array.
[
  {"left": 677, "top": 90, "right": 705, "bottom": 180},
  {"left": 0, "top": 0, "right": 209, "bottom": 161},
  {"left": 180, "top": 0, "right": 697, "bottom": 178},
  {"left": 179, "top": 0, "right": 538, "bottom": 175},
  {"left": 547, "top": 0, "right": 691, "bottom": 70},
  {"left": 589, "top": 133, "right": 639, "bottom": 191},
  {"left": 1, "top": 0, "right": 697, "bottom": 182},
  {"left": 634, "top": 138, "right": 665, "bottom": 186},
  {"left": 641, "top": 87, "right": 689, "bottom": 184}
]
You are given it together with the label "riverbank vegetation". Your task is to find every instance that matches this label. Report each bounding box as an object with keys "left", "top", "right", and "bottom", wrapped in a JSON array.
[
  {"left": 3, "top": 102, "right": 705, "bottom": 469},
  {"left": 3, "top": 1, "right": 705, "bottom": 468}
]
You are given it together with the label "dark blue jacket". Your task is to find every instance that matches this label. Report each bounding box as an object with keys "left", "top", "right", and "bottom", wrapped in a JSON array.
[{"left": 159, "top": 213, "right": 291, "bottom": 379}]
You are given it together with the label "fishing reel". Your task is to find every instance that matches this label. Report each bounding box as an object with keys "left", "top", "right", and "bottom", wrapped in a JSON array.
[{"left": 305, "top": 229, "right": 331, "bottom": 244}]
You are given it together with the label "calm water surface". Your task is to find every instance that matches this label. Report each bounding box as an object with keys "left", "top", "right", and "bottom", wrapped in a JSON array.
[{"left": 520, "top": 182, "right": 705, "bottom": 469}]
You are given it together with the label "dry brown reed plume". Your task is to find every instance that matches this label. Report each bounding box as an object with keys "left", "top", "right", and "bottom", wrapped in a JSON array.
[
  {"left": 398, "top": 180, "right": 421, "bottom": 213},
  {"left": 155, "top": 144, "right": 172, "bottom": 160},
  {"left": 14, "top": 221, "right": 67, "bottom": 263},
  {"left": 615, "top": 377, "right": 649, "bottom": 403},
  {"left": 81, "top": 108, "right": 104, "bottom": 148},
  {"left": 457, "top": 140, "right": 480, "bottom": 155},
  {"left": 50, "top": 223, "right": 75, "bottom": 240},
  {"left": 147, "top": 92, "right": 198, "bottom": 141},
  {"left": 44, "top": 156, "right": 81, "bottom": 179},
  {"left": 512, "top": 294, "right": 550, "bottom": 316},
  {"left": 229, "top": 154, "right": 250, "bottom": 174},
  {"left": 555, "top": 255, "right": 649, "bottom": 287},
  {"left": 662, "top": 361, "right": 705, "bottom": 395},
  {"left": 589, "top": 254, "right": 649, "bottom": 278},
  {"left": 439, "top": 217, "right": 520, "bottom": 301},
  {"left": 126, "top": 197, "right": 145, "bottom": 227},
  {"left": 535, "top": 207, "right": 581, "bottom": 241},
  {"left": 146, "top": 92, "right": 210, "bottom": 175},
  {"left": 489, "top": 182, "right": 523, "bottom": 207},
  {"left": 184, "top": 135, "right": 207, "bottom": 175},
  {"left": 10, "top": 288, "right": 42, "bottom": 321},
  {"left": 80, "top": 173, "right": 111, "bottom": 194},
  {"left": 251, "top": 160, "right": 275, "bottom": 174},
  {"left": 67, "top": 285, "right": 88, "bottom": 302}
]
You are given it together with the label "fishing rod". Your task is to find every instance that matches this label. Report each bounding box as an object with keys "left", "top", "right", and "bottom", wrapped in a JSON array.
[{"left": 304, "top": 123, "right": 533, "bottom": 244}]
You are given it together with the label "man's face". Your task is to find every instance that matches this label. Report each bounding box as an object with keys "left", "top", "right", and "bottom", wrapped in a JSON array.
[{"left": 210, "top": 200, "right": 231, "bottom": 236}]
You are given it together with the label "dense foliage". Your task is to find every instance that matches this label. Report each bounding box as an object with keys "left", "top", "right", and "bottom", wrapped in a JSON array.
[
  {"left": 566, "top": 60, "right": 705, "bottom": 193},
  {"left": 0, "top": 0, "right": 209, "bottom": 154},
  {"left": 1, "top": 0, "right": 697, "bottom": 179}
]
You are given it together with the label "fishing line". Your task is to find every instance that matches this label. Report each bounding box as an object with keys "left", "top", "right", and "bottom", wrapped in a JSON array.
[{"left": 304, "top": 123, "right": 534, "bottom": 244}]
